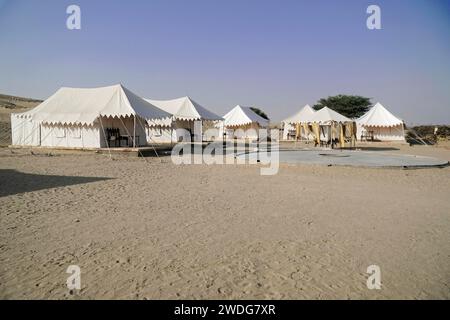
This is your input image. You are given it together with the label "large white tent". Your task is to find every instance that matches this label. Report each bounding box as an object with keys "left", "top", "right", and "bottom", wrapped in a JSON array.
[
  {"left": 145, "top": 96, "right": 223, "bottom": 143},
  {"left": 282, "top": 104, "right": 316, "bottom": 140},
  {"left": 356, "top": 102, "right": 405, "bottom": 141},
  {"left": 222, "top": 105, "right": 269, "bottom": 140},
  {"left": 11, "top": 84, "right": 171, "bottom": 148}
]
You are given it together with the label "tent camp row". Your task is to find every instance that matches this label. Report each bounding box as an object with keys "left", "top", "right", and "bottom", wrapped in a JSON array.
[
  {"left": 282, "top": 102, "right": 406, "bottom": 142},
  {"left": 10, "top": 83, "right": 405, "bottom": 149},
  {"left": 11, "top": 84, "right": 271, "bottom": 149}
]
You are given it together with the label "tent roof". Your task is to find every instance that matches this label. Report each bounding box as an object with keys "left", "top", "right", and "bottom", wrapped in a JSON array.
[
  {"left": 145, "top": 96, "right": 222, "bottom": 121},
  {"left": 223, "top": 105, "right": 269, "bottom": 127},
  {"left": 309, "top": 106, "right": 351, "bottom": 124},
  {"left": 14, "top": 84, "right": 171, "bottom": 126},
  {"left": 357, "top": 102, "right": 404, "bottom": 127},
  {"left": 282, "top": 104, "right": 316, "bottom": 124}
]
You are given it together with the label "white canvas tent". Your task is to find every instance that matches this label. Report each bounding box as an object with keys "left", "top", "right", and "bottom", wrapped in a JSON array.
[
  {"left": 284, "top": 106, "right": 355, "bottom": 147},
  {"left": 145, "top": 96, "right": 223, "bottom": 143},
  {"left": 222, "top": 105, "right": 269, "bottom": 140},
  {"left": 282, "top": 104, "right": 316, "bottom": 140},
  {"left": 356, "top": 102, "right": 405, "bottom": 141},
  {"left": 309, "top": 107, "right": 353, "bottom": 145},
  {"left": 11, "top": 84, "right": 171, "bottom": 148},
  {"left": 310, "top": 106, "right": 351, "bottom": 124}
]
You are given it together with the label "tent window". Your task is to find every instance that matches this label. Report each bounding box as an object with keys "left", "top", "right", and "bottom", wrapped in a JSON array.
[
  {"left": 55, "top": 127, "right": 66, "bottom": 138},
  {"left": 68, "top": 127, "right": 81, "bottom": 138}
]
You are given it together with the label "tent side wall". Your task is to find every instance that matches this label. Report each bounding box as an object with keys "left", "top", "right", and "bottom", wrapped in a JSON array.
[
  {"left": 173, "top": 120, "right": 202, "bottom": 142},
  {"left": 356, "top": 124, "right": 405, "bottom": 141},
  {"left": 29, "top": 116, "right": 150, "bottom": 149},
  {"left": 282, "top": 122, "right": 295, "bottom": 140},
  {"left": 204, "top": 120, "right": 224, "bottom": 141},
  {"left": 147, "top": 119, "right": 204, "bottom": 143},
  {"left": 11, "top": 115, "right": 41, "bottom": 146},
  {"left": 282, "top": 122, "right": 313, "bottom": 141},
  {"left": 40, "top": 124, "right": 101, "bottom": 148},
  {"left": 225, "top": 122, "right": 262, "bottom": 139},
  {"left": 147, "top": 126, "right": 173, "bottom": 143}
]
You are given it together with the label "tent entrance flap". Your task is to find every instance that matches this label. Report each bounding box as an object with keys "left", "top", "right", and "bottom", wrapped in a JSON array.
[{"left": 99, "top": 115, "right": 146, "bottom": 148}]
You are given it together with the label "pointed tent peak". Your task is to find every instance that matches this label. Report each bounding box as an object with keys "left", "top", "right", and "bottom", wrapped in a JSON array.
[
  {"left": 282, "top": 104, "right": 316, "bottom": 124},
  {"left": 234, "top": 105, "right": 256, "bottom": 113},
  {"left": 223, "top": 105, "right": 269, "bottom": 127},
  {"left": 372, "top": 102, "right": 400, "bottom": 116},
  {"left": 241, "top": 106, "right": 270, "bottom": 123},
  {"left": 223, "top": 105, "right": 242, "bottom": 120},
  {"left": 311, "top": 106, "right": 351, "bottom": 123},
  {"left": 373, "top": 102, "right": 383, "bottom": 108},
  {"left": 357, "top": 102, "right": 403, "bottom": 127},
  {"left": 145, "top": 96, "right": 222, "bottom": 121},
  {"left": 369, "top": 102, "right": 393, "bottom": 114},
  {"left": 299, "top": 104, "right": 315, "bottom": 114}
]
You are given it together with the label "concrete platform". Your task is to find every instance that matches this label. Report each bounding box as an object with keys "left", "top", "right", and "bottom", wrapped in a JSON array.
[
  {"left": 8, "top": 145, "right": 174, "bottom": 157},
  {"left": 236, "top": 149, "right": 449, "bottom": 169}
]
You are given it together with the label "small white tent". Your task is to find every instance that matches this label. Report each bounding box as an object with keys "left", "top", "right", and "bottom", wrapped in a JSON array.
[
  {"left": 282, "top": 104, "right": 316, "bottom": 140},
  {"left": 310, "top": 106, "right": 351, "bottom": 124},
  {"left": 309, "top": 107, "right": 354, "bottom": 145},
  {"left": 11, "top": 84, "right": 171, "bottom": 148},
  {"left": 145, "top": 96, "right": 223, "bottom": 143},
  {"left": 284, "top": 106, "right": 355, "bottom": 147},
  {"left": 356, "top": 102, "right": 405, "bottom": 141},
  {"left": 222, "top": 105, "right": 269, "bottom": 140}
]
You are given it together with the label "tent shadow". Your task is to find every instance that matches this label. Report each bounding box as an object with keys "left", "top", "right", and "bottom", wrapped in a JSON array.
[{"left": 0, "top": 169, "right": 113, "bottom": 198}]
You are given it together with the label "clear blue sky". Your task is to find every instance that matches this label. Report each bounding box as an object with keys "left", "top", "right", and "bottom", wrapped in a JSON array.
[{"left": 0, "top": 0, "right": 449, "bottom": 124}]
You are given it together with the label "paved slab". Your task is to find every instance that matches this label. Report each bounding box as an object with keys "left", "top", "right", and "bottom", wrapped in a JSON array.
[{"left": 236, "top": 149, "right": 449, "bottom": 168}]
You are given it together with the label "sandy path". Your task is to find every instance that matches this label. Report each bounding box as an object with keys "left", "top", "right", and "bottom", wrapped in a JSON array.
[{"left": 0, "top": 147, "right": 449, "bottom": 299}]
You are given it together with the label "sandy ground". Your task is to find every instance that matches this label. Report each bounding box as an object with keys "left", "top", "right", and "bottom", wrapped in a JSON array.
[{"left": 0, "top": 143, "right": 449, "bottom": 299}]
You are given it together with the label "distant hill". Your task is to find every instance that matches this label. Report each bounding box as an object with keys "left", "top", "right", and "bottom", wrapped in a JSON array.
[
  {"left": 0, "top": 93, "right": 42, "bottom": 146},
  {"left": 0, "top": 93, "right": 42, "bottom": 109}
]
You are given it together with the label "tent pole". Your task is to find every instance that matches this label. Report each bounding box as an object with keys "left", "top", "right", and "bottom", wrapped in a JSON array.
[
  {"left": 98, "top": 115, "right": 112, "bottom": 159},
  {"left": 133, "top": 115, "right": 136, "bottom": 148},
  {"left": 171, "top": 115, "right": 175, "bottom": 146},
  {"left": 331, "top": 121, "right": 334, "bottom": 149}
]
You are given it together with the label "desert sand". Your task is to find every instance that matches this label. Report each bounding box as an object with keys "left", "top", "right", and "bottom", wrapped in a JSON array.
[{"left": 0, "top": 143, "right": 449, "bottom": 299}]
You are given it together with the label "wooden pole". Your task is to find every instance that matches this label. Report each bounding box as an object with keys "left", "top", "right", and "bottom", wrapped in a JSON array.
[{"left": 133, "top": 115, "right": 136, "bottom": 148}]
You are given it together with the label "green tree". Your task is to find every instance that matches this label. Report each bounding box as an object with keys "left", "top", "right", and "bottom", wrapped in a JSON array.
[
  {"left": 313, "top": 95, "right": 372, "bottom": 119},
  {"left": 250, "top": 107, "right": 269, "bottom": 120}
]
